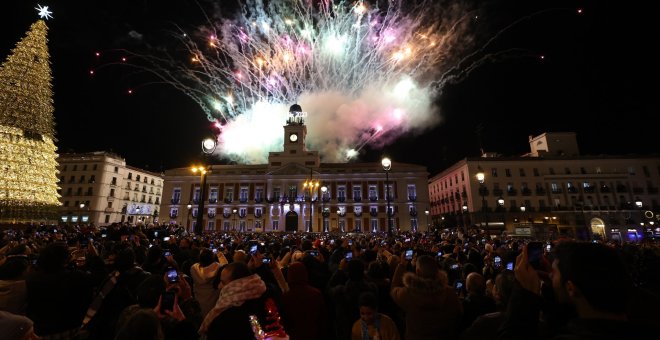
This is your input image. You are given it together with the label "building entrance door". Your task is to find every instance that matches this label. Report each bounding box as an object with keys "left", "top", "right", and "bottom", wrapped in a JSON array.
[{"left": 285, "top": 211, "right": 298, "bottom": 232}]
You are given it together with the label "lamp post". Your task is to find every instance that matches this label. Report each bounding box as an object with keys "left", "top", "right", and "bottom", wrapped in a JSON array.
[
  {"left": 186, "top": 203, "right": 192, "bottom": 231},
  {"left": 191, "top": 166, "right": 208, "bottom": 235},
  {"left": 462, "top": 204, "right": 468, "bottom": 232},
  {"left": 425, "top": 209, "right": 430, "bottom": 232},
  {"left": 303, "top": 170, "right": 319, "bottom": 233},
  {"left": 232, "top": 208, "right": 237, "bottom": 231},
  {"left": 498, "top": 196, "right": 505, "bottom": 229},
  {"left": 321, "top": 185, "right": 328, "bottom": 232},
  {"left": 476, "top": 168, "right": 488, "bottom": 231},
  {"left": 381, "top": 157, "right": 393, "bottom": 236},
  {"left": 190, "top": 136, "right": 217, "bottom": 235}
]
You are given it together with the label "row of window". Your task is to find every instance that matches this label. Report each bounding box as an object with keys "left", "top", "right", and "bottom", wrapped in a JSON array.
[
  {"left": 172, "top": 184, "right": 417, "bottom": 203},
  {"left": 432, "top": 165, "right": 659, "bottom": 193}
]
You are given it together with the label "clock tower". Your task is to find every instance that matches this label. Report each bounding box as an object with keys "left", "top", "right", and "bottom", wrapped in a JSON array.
[{"left": 268, "top": 104, "right": 319, "bottom": 168}]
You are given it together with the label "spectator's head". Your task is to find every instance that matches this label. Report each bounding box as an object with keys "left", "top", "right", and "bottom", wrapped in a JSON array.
[
  {"left": 552, "top": 242, "right": 631, "bottom": 316},
  {"left": 114, "top": 308, "right": 163, "bottom": 340},
  {"left": 358, "top": 292, "right": 379, "bottom": 325},
  {"left": 366, "top": 261, "right": 386, "bottom": 280},
  {"left": 0, "top": 254, "right": 29, "bottom": 280},
  {"left": 218, "top": 261, "right": 251, "bottom": 290},
  {"left": 493, "top": 270, "right": 515, "bottom": 309},
  {"left": 0, "top": 311, "right": 36, "bottom": 340},
  {"left": 198, "top": 248, "right": 214, "bottom": 267},
  {"left": 115, "top": 247, "right": 136, "bottom": 272},
  {"left": 286, "top": 262, "right": 308, "bottom": 285},
  {"left": 233, "top": 249, "right": 248, "bottom": 263},
  {"left": 466, "top": 272, "right": 487, "bottom": 296},
  {"left": 37, "top": 243, "right": 69, "bottom": 273},
  {"left": 416, "top": 255, "right": 440, "bottom": 280},
  {"left": 347, "top": 259, "right": 366, "bottom": 281}
]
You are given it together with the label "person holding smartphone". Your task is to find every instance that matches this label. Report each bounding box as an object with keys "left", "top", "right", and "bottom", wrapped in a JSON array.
[{"left": 499, "top": 242, "right": 650, "bottom": 340}]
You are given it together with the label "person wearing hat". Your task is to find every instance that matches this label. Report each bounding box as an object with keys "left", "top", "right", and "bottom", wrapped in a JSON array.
[{"left": 0, "top": 310, "right": 38, "bottom": 340}]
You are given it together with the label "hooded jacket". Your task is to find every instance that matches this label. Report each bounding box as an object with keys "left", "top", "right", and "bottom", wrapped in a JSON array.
[
  {"left": 281, "top": 262, "right": 326, "bottom": 340},
  {"left": 190, "top": 262, "right": 221, "bottom": 318},
  {"left": 391, "top": 263, "right": 462, "bottom": 340}
]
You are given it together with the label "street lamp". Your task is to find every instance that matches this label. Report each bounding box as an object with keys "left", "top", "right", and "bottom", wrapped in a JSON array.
[
  {"left": 462, "top": 203, "right": 468, "bottom": 232},
  {"left": 191, "top": 166, "right": 209, "bottom": 235},
  {"left": 321, "top": 185, "right": 328, "bottom": 232},
  {"left": 381, "top": 157, "right": 393, "bottom": 236},
  {"left": 189, "top": 136, "right": 217, "bottom": 235},
  {"left": 303, "top": 171, "right": 320, "bottom": 233},
  {"left": 424, "top": 209, "right": 430, "bottom": 232},
  {"left": 476, "top": 167, "right": 488, "bottom": 230},
  {"left": 498, "top": 196, "right": 505, "bottom": 229},
  {"left": 186, "top": 203, "right": 192, "bottom": 230},
  {"left": 232, "top": 208, "right": 238, "bottom": 231}
]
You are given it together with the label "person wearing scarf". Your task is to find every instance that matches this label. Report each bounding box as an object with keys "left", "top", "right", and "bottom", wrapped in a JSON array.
[{"left": 351, "top": 292, "right": 400, "bottom": 340}]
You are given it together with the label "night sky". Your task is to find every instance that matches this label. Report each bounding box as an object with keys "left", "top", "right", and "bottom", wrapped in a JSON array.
[{"left": 1, "top": 1, "right": 657, "bottom": 175}]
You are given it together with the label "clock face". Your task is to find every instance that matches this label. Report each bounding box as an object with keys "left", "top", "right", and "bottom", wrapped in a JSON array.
[{"left": 289, "top": 133, "right": 298, "bottom": 142}]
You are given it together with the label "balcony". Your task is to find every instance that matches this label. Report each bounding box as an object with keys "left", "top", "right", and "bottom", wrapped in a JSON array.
[
  {"left": 492, "top": 189, "right": 503, "bottom": 196},
  {"left": 551, "top": 189, "right": 562, "bottom": 194},
  {"left": 535, "top": 188, "right": 546, "bottom": 195},
  {"left": 239, "top": 198, "right": 248, "bottom": 203},
  {"left": 254, "top": 197, "right": 263, "bottom": 203},
  {"left": 338, "top": 196, "right": 346, "bottom": 203},
  {"left": 224, "top": 198, "right": 232, "bottom": 204},
  {"left": 632, "top": 187, "right": 644, "bottom": 194},
  {"left": 369, "top": 196, "right": 378, "bottom": 202},
  {"left": 409, "top": 210, "right": 418, "bottom": 217},
  {"left": 479, "top": 187, "right": 490, "bottom": 196},
  {"left": 600, "top": 186, "right": 611, "bottom": 193},
  {"left": 583, "top": 187, "right": 595, "bottom": 194},
  {"left": 521, "top": 188, "right": 532, "bottom": 196},
  {"left": 369, "top": 210, "right": 378, "bottom": 217},
  {"left": 505, "top": 189, "right": 516, "bottom": 196},
  {"left": 616, "top": 185, "right": 627, "bottom": 193},
  {"left": 567, "top": 187, "right": 578, "bottom": 194},
  {"left": 408, "top": 195, "right": 417, "bottom": 202},
  {"left": 353, "top": 196, "right": 362, "bottom": 202},
  {"left": 323, "top": 196, "right": 330, "bottom": 202},
  {"left": 209, "top": 198, "right": 218, "bottom": 204}
]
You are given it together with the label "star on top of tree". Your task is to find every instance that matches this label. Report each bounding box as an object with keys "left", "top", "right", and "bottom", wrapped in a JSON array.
[{"left": 35, "top": 4, "right": 53, "bottom": 20}]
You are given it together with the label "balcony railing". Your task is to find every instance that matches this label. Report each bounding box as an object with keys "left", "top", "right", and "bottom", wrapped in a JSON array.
[
  {"left": 338, "top": 196, "right": 346, "bottom": 203},
  {"left": 408, "top": 195, "right": 417, "bottom": 202},
  {"left": 353, "top": 196, "right": 362, "bottom": 202},
  {"left": 369, "top": 196, "right": 378, "bottom": 202}
]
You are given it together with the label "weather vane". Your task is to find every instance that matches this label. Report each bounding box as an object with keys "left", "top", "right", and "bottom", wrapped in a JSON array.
[{"left": 35, "top": 4, "right": 53, "bottom": 20}]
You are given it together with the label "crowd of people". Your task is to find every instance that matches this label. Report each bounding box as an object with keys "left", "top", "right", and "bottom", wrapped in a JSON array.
[{"left": 1, "top": 222, "right": 659, "bottom": 340}]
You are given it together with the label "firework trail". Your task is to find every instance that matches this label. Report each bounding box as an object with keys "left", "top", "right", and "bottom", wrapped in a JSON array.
[{"left": 120, "top": 0, "right": 508, "bottom": 163}]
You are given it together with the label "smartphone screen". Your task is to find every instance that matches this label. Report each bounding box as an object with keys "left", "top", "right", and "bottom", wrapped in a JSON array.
[
  {"left": 348, "top": 240, "right": 353, "bottom": 246},
  {"left": 494, "top": 256, "right": 501, "bottom": 268},
  {"left": 309, "top": 250, "right": 318, "bottom": 257},
  {"left": 546, "top": 244, "right": 552, "bottom": 252},
  {"left": 405, "top": 249, "right": 413, "bottom": 261},
  {"left": 437, "top": 251, "right": 443, "bottom": 258},
  {"left": 262, "top": 258, "right": 271, "bottom": 264},
  {"left": 160, "top": 291, "right": 176, "bottom": 313},
  {"left": 345, "top": 251, "right": 353, "bottom": 260},
  {"left": 455, "top": 280, "right": 464, "bottom": 291},
  {"left": 506, "top": 262, "right": 514, "bottom": 271},
  {"left": 166, "top": 268, "right": 179, "bottom": 283},
  {"left": 250, "top": 244, "right": 258, "bottom": 255},
  {"left": 527, "top": 241, "right": 543, "bottom": 270}
]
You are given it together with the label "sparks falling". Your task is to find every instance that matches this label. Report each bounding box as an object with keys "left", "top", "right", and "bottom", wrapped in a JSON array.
[{"left": 120, "top": 0, "right": 503, "bottom": 163}]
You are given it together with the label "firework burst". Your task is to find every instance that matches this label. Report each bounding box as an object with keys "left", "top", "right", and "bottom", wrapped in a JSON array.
[{"left": 120, "top": 0, "right": 502, "bottom": 163}]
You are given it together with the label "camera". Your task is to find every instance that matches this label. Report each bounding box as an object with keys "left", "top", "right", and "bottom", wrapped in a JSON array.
[
  {"left": 166, "top": 268, "right": 179, "bottom": 283},
  {"left": 405, "top": 249, "right": 414, "bottom": 261}
]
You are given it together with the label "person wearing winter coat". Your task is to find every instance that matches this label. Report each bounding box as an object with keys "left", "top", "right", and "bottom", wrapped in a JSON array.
[{"left": 391, "top": 254, "right": 462, "bottom": 340}]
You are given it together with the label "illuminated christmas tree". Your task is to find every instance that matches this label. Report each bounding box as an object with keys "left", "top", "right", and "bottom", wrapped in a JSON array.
[{"left": 0, "top": 7, "right": 60, "bottom": 223}]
